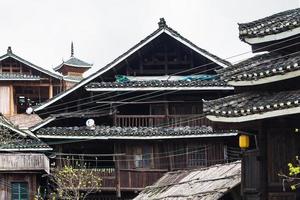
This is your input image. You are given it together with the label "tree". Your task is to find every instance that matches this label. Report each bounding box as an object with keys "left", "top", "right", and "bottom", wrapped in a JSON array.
[
  {"left": 278, "top": 156, "right": 300, "bottom": 191},
  {"left": 50, "top": 161, "right": 102, "bottom": 200}
]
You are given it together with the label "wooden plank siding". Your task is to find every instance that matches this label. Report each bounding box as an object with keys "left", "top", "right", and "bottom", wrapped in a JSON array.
[
  {"left": 0, "top": 173, "right": 38, "bottom": 200},
  {"left": 111, "top": 140, "right": 230, "bottom": 191},
  {"left": 0, "top": 153, "right": 49, "bottom": 173}
]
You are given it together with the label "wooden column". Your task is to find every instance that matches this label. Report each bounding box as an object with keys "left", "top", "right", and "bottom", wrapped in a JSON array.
[
  {"left": 49, "top": 84, "right": 53, "bottom": 99},
  {"left": 114, "top": 144, "right": 121, "bottom": 198},
  {"left": 259, "top": 122, "right": 268, "bottom": 200},
  {"left": 9, "top": 84, "right": 14, "bottom": 116}
]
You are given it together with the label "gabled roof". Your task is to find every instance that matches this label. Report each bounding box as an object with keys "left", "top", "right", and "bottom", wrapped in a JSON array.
[
  {"left": 203, "top": 89, "right": 300, "bottom": 123},
  {"left": 0, "top": 47, "right": 62, "bottom": 79},
  {"left": 34, "top": 18, "right": 231, "bottom": 112},
  {"left": 239, "top": 8, "right": 300, "bottom": 44},
  {"left": 134, "top": 161, "right": 241, "bottom": 200},
  {"left": 36, "top": 126, "right": 238, "bottom": 139},
  {"left": 53, "top": 56, "right": 92, "bottom": 71},
  {"left": 218, "top": 51, "right": 300, "bottom": 86},
  {"left": 85, "top": 80, "right": 233, "bottom": 92},
  {"left": 0, "top": 114, "right": 52, "bottom": 151}
]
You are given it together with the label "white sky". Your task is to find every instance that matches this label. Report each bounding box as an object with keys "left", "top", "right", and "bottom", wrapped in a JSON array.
[{"left": 0, "top": 0, "right": 298, "bottom": 75}]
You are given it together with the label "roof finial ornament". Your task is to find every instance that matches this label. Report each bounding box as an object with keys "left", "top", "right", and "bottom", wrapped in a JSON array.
[
  {"left": 158, "top": 18, "right": 167, "bottom": 28},
  {"left": 7, "top": 46, "right": 12, "bottom": 54},
  {"left": 71, "top": 42, "right": 74, "bottom": 57}
]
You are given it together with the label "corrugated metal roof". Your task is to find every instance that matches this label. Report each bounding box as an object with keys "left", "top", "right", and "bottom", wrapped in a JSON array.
[{"left": 134, "top": 161, "right": 241, "bottom": 200}]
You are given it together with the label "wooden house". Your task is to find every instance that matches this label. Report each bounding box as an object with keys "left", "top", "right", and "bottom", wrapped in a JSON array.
[
  {"left": 0, "top": 45, "right": 91, "bottom": 117},
  {"left": 0, "top": 114, "right": 51, "bottom": 200},
  {"left": 53, "top": 42, "right": 92, "bottom": 89},
  {"left": 31, "top": 18, "right": 240, "bottom": 199},
  {"left": 203, "top": 8, "right": 300, "bottom": 200}
]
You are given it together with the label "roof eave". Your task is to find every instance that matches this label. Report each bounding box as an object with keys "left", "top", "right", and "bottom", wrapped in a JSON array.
[
  {"left": 206, "top": 106, "right": 300, "bottom": 123},
  {"left": 85, "top": 86, "right": 234, "bottom": 92},
  {"left": 227, "top": 70, "right": 300, "bottom": 86},
  {"left": 36, "top": 133, "right": 238, "bottom": 140},
  {"left": 242, "top": 27, "right": 300, "bottom": 44}
]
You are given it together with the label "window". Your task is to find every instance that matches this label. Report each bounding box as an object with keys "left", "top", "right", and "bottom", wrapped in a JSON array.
[
  {"left": 133, "top": 146, "right": 153, "bottom": 168},
  {"left": 11, "top": 182, "right": 29, "bottom": 200},
  {"left": 187, "top": 144, "right": 207, "bottom": 167}
]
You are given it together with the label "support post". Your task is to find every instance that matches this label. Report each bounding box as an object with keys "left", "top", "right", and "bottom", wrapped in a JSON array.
[
  {"left": 114, "top": 144, "right": 121, "bottom": 198},
  {"left": 49, "top": 84, "right": 53, "bottom": 99},
  {"left": 9, "top": 84, "right": 14, "bottom": 116}
]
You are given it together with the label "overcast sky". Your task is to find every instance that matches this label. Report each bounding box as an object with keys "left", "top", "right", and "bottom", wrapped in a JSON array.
[{"left": 0, "top": 0, "right": 298, "bottom": 75}]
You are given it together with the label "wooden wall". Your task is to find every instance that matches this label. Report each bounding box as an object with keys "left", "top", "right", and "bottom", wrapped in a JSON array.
[{"left": 0, "top": 173, "right": 37, "bottom": 200}]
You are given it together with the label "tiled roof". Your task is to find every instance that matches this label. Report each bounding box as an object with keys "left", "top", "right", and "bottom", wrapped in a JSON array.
[
  {"left": 239, "top": 8, "right": 300, "bottom": 39},
  {"left": 0, "top": 114, "right": 51, "bottom": 151},
  {"left": 34, "top": 18, "right": 230, "bottom": 113},
  {"left": 203, "top": 90, "right": 300, "bottom": 122},
  {"left": 9, "top": 114, "right": 43, "bottom": 130},
  {"left": 134, "top": 161, "right": 241, "bottom": 200},
  {"left": 85, "top": 80, "right": 232, "bottom": 91},
  {"left": 218, "top": 52, "right": 300, "bottom": 85},
  {"left": 0, "top": 73, "right": 40, "bottom": 80},
  {"left": 54, "top": 56, "right": 92, "bottom": 71},
  {"left": 36, "top": 126, "right": 238, "bottom": 139}
]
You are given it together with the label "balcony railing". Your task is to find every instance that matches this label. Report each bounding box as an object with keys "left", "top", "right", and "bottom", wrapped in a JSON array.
[
  {"left": 115, "top": 114, "right": 212, "bottom": 127},
  {"left": 51, "top": 167, "right": 167, "bottom": 191}
]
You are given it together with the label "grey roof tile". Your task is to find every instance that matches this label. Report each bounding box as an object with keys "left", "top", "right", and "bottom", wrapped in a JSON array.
[
  {"left": 85, "top": 79, "right": 230, "bottom": 90},
  {"left": 135, "top": 161, "right": 241, "bottom": 200},
  {"left": 203, "top": 90, "right": 300, "bottom": 118},
  {"left": 36, "top": 126, "right": 238, "bottom": 138},
  {"left": 218, "top": 51, "right": 300, "bottom": 83},
  {"left": 0, "top": 114, "right": 51, "bottom": 151},
  {"left": 0, "top": 73, "right": 40, "bottom": 80},
  {"left": 54, "top": 57, "right": 92, "bottom": 71},
  {"left": 239, "top": 8, "right": 300, "bottom": 40}
]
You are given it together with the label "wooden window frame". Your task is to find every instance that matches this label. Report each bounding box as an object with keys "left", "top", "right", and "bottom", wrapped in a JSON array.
[{"left": 11, "top": 181, "right": 29, "bottom": 200}]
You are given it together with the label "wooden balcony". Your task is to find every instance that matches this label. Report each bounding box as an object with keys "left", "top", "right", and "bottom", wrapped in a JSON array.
[
  {"left": 52, "top": 167, "right": 167, "bottom": 192},
  {"left": 115, "top": 114, "right": 213, "bottom": 127},
  {"left": 0, "top": 153, "right": 50, "bottom": 173}
]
